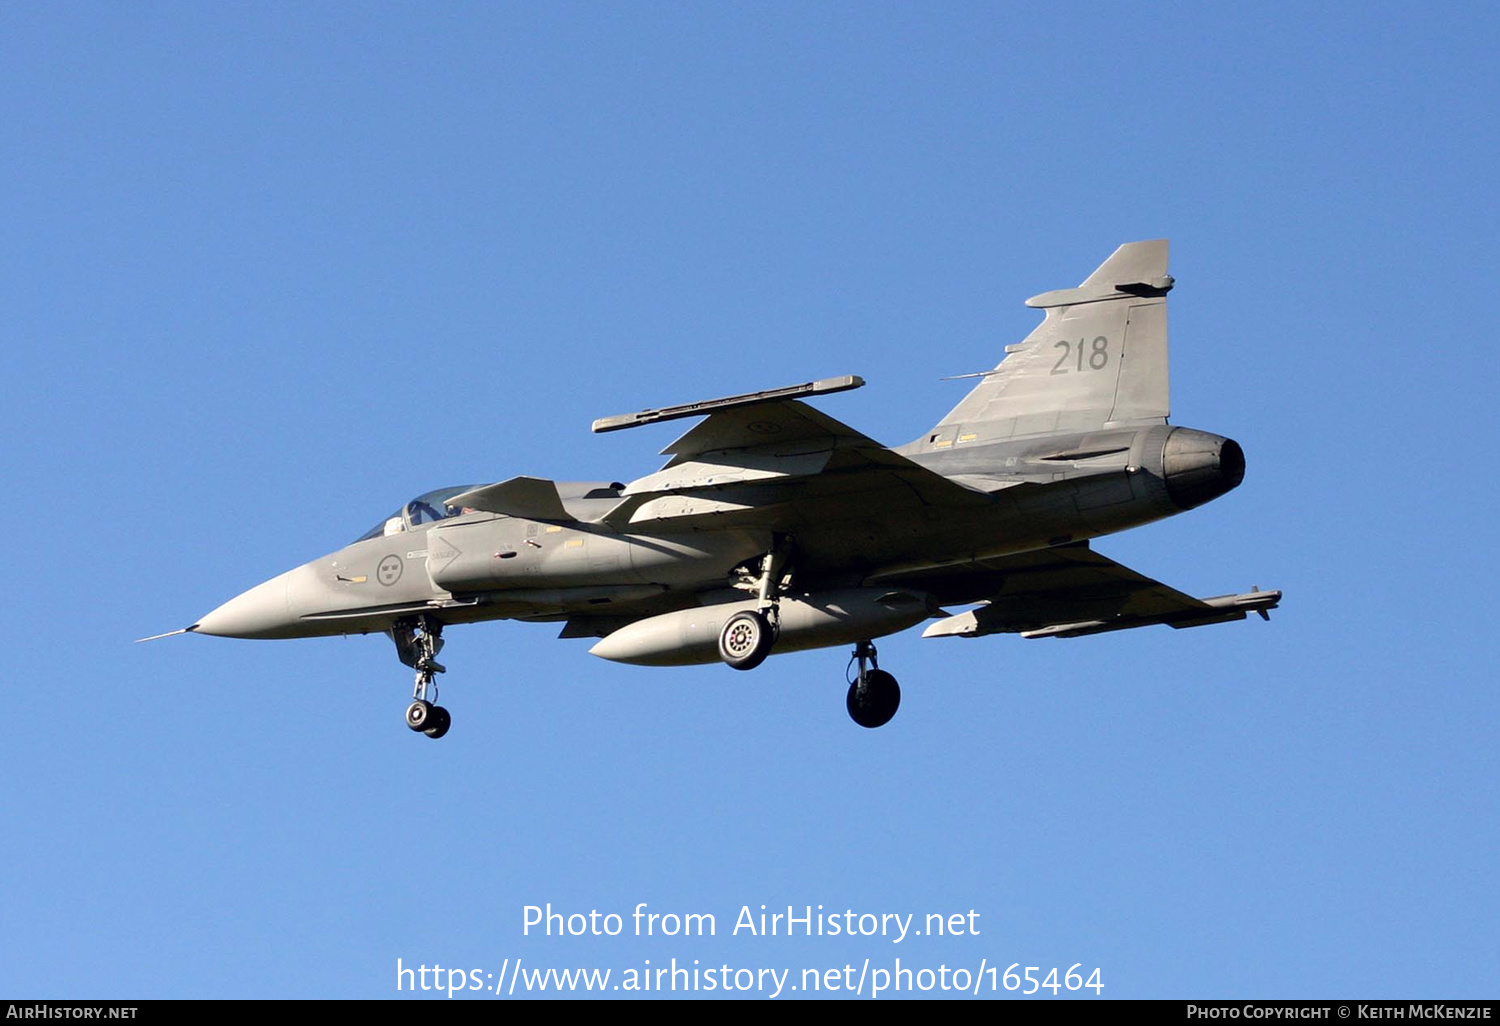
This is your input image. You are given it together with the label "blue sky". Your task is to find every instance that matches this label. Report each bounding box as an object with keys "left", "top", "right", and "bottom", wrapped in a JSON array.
[{"left": 4, "top": 1, "right": 1497, "bottom": 999}]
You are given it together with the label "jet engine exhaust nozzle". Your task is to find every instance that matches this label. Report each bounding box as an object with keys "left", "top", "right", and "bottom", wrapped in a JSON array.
[{"left": 1162, "top": 428, "right": 1245, "bottom": 511}]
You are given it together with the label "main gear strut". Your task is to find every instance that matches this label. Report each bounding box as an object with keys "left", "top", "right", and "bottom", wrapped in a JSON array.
[{"left": 718, "top": 536, "right": 794, "bottom": 671}]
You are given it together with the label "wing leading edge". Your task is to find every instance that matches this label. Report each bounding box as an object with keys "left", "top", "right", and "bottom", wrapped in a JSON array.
[{"left": 594, "top": 386, "right": 995, "bottom": 530}]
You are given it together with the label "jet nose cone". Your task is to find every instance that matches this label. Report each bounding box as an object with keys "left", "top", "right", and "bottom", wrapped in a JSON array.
[
  {"left": 1162, "top": 428, "right": 1246, "bottom": 511},
  {"left": 195, "top": 569, "right": 298, "bottom": 639}
]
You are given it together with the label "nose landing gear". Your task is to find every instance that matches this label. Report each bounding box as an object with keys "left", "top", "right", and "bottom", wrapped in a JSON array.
[
  {"left": 392, "top": 616, "right": 452, "bottom": 739},
  {"left": 404, "top": 699, "right": 450, "bottom": 738}
]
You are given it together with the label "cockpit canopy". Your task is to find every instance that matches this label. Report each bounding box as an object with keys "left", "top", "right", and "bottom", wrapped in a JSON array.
[{"left": 356, "top": 484, "right": 483, "bottom": 543}]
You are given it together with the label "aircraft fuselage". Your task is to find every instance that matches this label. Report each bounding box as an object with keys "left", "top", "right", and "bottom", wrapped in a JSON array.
[{"left": 194, "top": 423, "right": 1242, "bottom": 642}]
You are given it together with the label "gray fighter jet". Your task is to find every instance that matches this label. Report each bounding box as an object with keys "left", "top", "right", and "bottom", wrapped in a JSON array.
[{"left": 143, "top": 240, "right": 1278, "bottom": 737}]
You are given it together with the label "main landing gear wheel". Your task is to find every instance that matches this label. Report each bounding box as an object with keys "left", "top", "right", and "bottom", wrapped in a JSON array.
[
  {"left": 719, "top": 610, "right": 774, "bottom": 671},
  {"left": 846, "top": 639, "right": 900, "bottom": 728},
  {"left": 719, "top": 537, "right": 793, "bottom": 672},
  {"left": 846, "top": 669, "right": 900, "bottom": 729}
]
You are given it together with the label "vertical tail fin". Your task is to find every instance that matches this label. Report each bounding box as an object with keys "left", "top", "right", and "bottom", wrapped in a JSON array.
[{"left": 922, "top": 240, "right": 1173, "bottom": 446}]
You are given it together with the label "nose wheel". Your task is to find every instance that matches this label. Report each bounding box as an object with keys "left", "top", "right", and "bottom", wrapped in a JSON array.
[
  {"left": 405, "top": 699, "right": 451, "bottom": 739},
  {"left": 392, "top": 616, "right": 453, "bottom": 740}
]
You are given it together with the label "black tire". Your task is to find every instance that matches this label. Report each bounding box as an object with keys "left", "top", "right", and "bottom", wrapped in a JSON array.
[
  {"left": 846, "top": 669, "right": 900, "bottom": 728},
  {"left": 423, "top": 706, "right": 451, "bottom": 739},
  {"left": 718, "top": 610, "right": 774, "bottom": 671},
  {"left": 405, "top": 699, "right": 433, "bottom": 732}
]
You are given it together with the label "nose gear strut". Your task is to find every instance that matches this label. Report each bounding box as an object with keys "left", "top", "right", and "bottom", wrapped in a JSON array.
[{"left": 391, "top": 615, "right": 452, "bottom": 739}]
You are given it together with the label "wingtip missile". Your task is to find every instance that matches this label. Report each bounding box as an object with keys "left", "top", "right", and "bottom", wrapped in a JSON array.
[{"left": 591, "top": 375, "right": 865, "bottom": 433}]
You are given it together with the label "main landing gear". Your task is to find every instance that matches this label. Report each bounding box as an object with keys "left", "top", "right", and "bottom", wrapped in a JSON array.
[
  {"left": 718, "top": 609, "right": 775, "bottom": 670},
  {"left": 846, "top": 639, "right": 900, "bottom": 729},
  {"left": 713, "top": 541, "right": 903, "bottom": 728},
  {"left": 392, "top": 616, "right": 451, "bottom": 739},
  {"left": 717, "top": 539, "right": 791, "bottom": 671}
]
